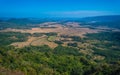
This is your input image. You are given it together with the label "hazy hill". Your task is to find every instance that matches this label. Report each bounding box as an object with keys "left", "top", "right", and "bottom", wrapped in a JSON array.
[
  {"left": 80, "top": 15, "right": 120, "bottom": 22},
  {"left": 0, "top": 15, "right": 120, "bottom": 29},
  {"left": 79, "top": 15, "right": 120, "bottom": 29}
]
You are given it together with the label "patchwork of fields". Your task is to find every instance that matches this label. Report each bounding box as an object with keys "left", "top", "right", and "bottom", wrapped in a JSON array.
[{"left": 0, "top": 22, "right": 104, "bottom": 48}]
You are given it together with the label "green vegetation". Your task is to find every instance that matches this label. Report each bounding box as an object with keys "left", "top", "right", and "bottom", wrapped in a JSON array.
[
  {"left": 45, "top": 32, "right": 57, "bottom": 36},
  {"left": 54, "top": 41, "right": 63, "bottom": 45},
  {"left": 67, "top": 42, "right": 78, "bottom": 47},
  {"left": 0, "top": 32, "right": 31, "bottom": 46},
  {"left": 32, "top": 33, "right": 44, "bottom": 37},
  {"left": 71, "top": 36, "right": 83, "bottom": 42},
  {"left": 48, "top": 36, "right": 56, "bottom": 42},
  {"left": 84, "top": 32, "right": 120, "bottom": 62},
  {"left": 0, "top": 31, "right": 120, "bottom": 75}
]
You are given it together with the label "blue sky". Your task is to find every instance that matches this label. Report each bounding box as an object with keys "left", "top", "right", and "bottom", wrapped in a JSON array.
[{"left": 0, "top": 0, "right": 120, "bottom": 18}]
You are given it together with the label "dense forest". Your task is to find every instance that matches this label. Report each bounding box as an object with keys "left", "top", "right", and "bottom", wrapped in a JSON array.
[{"left": 0, "top": 31, "right": 120, "bottom": 75}]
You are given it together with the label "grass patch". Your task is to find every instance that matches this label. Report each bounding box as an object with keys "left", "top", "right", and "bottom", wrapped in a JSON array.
[{"left": 48, "top": 36, "right": 56, "bottom": 42}]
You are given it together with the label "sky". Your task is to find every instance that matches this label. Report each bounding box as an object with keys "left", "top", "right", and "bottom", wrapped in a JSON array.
[{"left": 0, "top": 0, "right": 120, "bottom": 18}]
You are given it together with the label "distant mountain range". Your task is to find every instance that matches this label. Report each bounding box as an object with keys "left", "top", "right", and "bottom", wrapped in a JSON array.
[
  {"left": 79, "top": 15, "right": 120, "bottom": 29},
  {"left": 0, "top": 15, "right": 120, "bottom": 29},
  {"left": 80, "top": 15, "right": 120, "bottom": 22},
  {"left": 0, "top": 15, "right": 120, "bottom": 22}
]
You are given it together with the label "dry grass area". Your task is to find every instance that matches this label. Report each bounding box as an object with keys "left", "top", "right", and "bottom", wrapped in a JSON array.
[
  {"left": 11, "top": 35, "right": 58, "bottom": 48},
  {"left": 31, "top": 36, "right": 58, "bottom": 48},
  {"left": 0, "top": 67, "right": 24, "bottom": 75},
  {"left": 0, "top": 22, "right": 101, "bottom": 37},
  {"left": 2, "top": 22, "right": 103, "bottom": 48},
  {"left": 11, "top": 36, "right": 37, "bottom": 48},
  {"left": 93, "top": 55, "right": 105, "bottom": 60}
]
